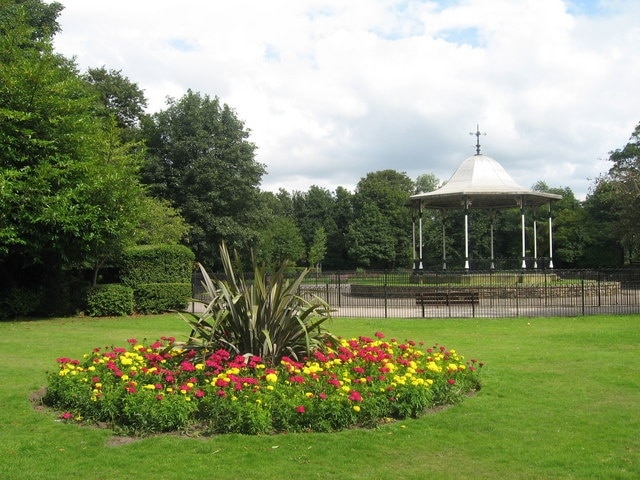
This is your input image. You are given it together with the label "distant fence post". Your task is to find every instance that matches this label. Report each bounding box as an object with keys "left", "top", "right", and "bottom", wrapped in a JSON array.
[
  {"left": 581, "top": 271, "right": 586, "bottom": 316},
  {"left": 383, "top": 272, "right": 388, "bottom": 319}
]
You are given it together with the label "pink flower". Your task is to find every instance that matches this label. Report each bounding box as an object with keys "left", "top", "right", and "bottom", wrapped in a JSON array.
[
  {"left": 180, "top": 361, "right": 196, "bottom": 372},
  {"left": 348, "top": 391, "right": 363, "bottom": 402},
  {"left": 59, "top": 412, "right": 73, "bottom": 420},
  {"left": 295, "top": 405, "right": 306, "bottom": 414},
  {"left": 375, "top": 332, "right": 385, "bottom": 339}
]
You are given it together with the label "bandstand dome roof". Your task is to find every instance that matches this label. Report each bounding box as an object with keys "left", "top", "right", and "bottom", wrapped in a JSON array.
[{"left": 410, "top": 153, "right": 562, "bottom": 210}]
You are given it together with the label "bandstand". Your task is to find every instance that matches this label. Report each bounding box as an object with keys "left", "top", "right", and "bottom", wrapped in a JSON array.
[{"left": 409, "top": 128, "right": 562, "bottom": 271}]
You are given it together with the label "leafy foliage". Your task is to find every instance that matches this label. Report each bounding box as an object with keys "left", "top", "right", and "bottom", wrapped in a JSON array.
[
  {"left": 85, "top": 284, "right": 134, "bottom": 317},
  {"left": 183, "top": 243, "right": 336, "bottom": 365},
  {"left": 141, "top": 90, "right": 266, "bottom": 268}
]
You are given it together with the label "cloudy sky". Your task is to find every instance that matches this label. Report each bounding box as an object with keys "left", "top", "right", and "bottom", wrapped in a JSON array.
[{"left": 53, "top": 0, "right": 640, "bottom": 199}]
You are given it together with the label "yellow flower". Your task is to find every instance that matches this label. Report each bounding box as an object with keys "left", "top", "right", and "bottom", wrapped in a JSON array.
[
  {"left": 353, "top": 406, "right": 361, "bottom": 412},
  {"left": 265, "top": 373, "right": 278, "bottom": 383}
]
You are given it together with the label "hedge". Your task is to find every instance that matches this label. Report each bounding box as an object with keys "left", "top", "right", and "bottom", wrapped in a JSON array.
[
  {"left": 120, "top": 244, "right": 195, "bottom": 286},
  {"left": 133, "top": 283, "right": 191, "bottom": 314},
  {"left": 85, "top": 284, "right": 134, "bottom": 317}
]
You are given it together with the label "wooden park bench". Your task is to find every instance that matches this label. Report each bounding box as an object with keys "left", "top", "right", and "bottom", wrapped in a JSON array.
[{"left": 416, "top": 290, "right": 479, "bottom": 317}]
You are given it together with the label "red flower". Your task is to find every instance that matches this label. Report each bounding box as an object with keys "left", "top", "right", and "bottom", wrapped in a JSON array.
[
  {"left": 215, "top": 378, "right": 229, "bottom": 387},
  {"left": 127, "top": 338, "right": 138, "bottom": 345},
  {"left": 447, "top": 378, "right": 456, "bottom": 385},
  {"left": 295, "top": 405, "right": 306, "bottom": 414},
  {"left": 348, "top": 391, "right": 363, "bottom": 402},
  {"left": 180, "top": 361, "right": 196, "bottom": 372},
  {"left": 375, "top": 331, "right": 385, "bottom": 339}
]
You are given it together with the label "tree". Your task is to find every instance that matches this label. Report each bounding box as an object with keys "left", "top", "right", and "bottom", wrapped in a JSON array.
[
  {"left": 605, "top": 121, "right": 640, "bottom": 264},
  {"left": 414, "top": 173, "right": 440, "bottom": 194},
  {"left": 346, "top": 203, "right": 396, "bottom": 268},
  {"left": 84, "top": 66, "right": 148, "bottom": 140},
  {"left": 141, "top": 90, "right": 266, "bottom": 268},
  {"left": 581, "top": 176, "right": 625, "bottom": 267},
  {"left": 134, "top": 196, "right": 191, "bottom": 246},
  {"left": 348, "top": 170, "right": 414, "bottom": 268},
  {"left": 257, "top": 217, "right": 305, "bottom": 269},
  {"left": 308, "top": 226, "right": 327, "bottom": 271},
  {"left": 0, "top": 0, "right": 159, "bottom": 311}
]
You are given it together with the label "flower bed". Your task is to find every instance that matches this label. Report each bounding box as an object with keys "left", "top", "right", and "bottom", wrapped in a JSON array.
[{"left": 44, "top": 333, "right": 483, "bottom": 435}]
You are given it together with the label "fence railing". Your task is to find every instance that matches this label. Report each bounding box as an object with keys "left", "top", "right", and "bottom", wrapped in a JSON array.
[{"left": 192, "top": 268, "right": 640, "bottom": 319}]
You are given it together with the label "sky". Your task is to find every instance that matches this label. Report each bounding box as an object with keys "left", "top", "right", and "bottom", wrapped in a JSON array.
[{"left": 53, "top": 0, "right": 640, "bottom": 199}]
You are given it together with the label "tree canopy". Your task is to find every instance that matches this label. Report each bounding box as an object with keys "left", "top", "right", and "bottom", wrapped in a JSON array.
[{"left": 141, "top": 90, "right": 266, "bottom": 268}]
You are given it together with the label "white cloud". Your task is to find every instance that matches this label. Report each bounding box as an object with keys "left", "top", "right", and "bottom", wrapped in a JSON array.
[{"left": 54, "top": 0, "right": 640, "bottom": 199}]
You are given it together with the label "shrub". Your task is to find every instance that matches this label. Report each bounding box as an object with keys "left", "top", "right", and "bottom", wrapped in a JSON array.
[
  {"left": 120, "top": 244, "right": 194, "bottom": 314},
  {"left": 0, "top": 288, "right": 44, "bottom": 320},
  {"left": 85, "top": 284, "right": 134, "bottom": 317},
  {"left": 183, "top": 242, "right": 336, "bottom": 364},
  {"left": 133, "top": 283, "right": 191, "bottom": 314},
  {"left": 120, "top": 244, "right": 195, "bottom": 285},
  {"left": 44, "top": 334, "right": 483, "bottom": 435}
]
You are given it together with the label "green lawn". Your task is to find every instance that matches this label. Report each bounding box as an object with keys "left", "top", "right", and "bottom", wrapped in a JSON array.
[{"left": 1, "top": 314, "right": 638, "bottom": 479}]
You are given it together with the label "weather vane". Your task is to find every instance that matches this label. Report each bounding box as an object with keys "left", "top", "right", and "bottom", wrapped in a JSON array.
[{"left": 469, "top": 124, "right": 486, "bottom": 155}]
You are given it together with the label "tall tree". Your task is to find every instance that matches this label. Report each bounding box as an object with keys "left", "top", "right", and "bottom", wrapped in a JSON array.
[
  {"left": 84, "top": 67, "right": 148, "bottom": 140},
  {"left": 141, "top": 90, "right": 266, "bottom": 268},
  {"left": 581, "top": 176, "right": 624, "bottom": 267},
  {"left": 606, "top": 121, "right": 640, "bottom": 263},
  {"left": 0, "top": 0, "right": 159, "bottom": 310},
  {"left": 257, "top": 217, "right": 305, "bottom": 268},
  {"left": 348, "top": 170, "right": 414, "bottom": 268}
]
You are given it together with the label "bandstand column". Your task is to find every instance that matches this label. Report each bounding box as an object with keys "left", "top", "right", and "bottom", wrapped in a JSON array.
[
  {"left": 519, "top": 197, "right": 526, "bottom": 269},
  {"left": 412, "top": 215, "right": 416, "bottom": 269},
  {"left": 418, "top": 204, "right": 423, "bottom": 270},
  {"left": 463, "top": 198, "right": 470, "bottom": 270},
  {"left": 490, "top": 211, "right": 495, "bottom": 270},
  {"left": 533, "top": 219, "right": 538, "bottom": 269},
  {"left": 441, "top": 210, "right": 447, "bottom": 270},
  {"left": 548, "top": 202, "right": 555, "bottom": 269}
]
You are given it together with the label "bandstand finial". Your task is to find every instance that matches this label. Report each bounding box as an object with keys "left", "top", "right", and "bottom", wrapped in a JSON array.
[{"left": 469, "top": 124, "right": 486, "bottom": 155}]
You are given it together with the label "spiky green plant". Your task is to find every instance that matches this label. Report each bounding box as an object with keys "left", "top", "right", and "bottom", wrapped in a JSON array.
[{"left": 182, "top": 243, "right": 336, "bottom": 365}]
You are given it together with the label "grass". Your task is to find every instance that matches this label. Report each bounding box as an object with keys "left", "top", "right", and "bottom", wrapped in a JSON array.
[{"left": 1, "top": 313, "right": 638, "bottom": 479}]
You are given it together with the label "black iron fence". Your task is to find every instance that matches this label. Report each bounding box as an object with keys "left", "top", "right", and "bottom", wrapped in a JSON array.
[{"left": 192, "top": 268, "right": 640, "bottom": 319}]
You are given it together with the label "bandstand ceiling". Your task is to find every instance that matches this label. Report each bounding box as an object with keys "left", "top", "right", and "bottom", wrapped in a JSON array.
[{"left": 410, "top": 154, "right": 562, "bottom": 210}]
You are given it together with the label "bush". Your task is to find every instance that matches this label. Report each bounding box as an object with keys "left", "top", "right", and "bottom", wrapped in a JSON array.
[
  {"left": 133, "top": 283, "right": 191, "bottom": 314},
  {"left": 0, "top": 288, "right": 44, "bottom": 320},
  {"left": 183, "top": 242, "right": 336, "bottom": 364},
  {"left": 85, "top": 284, "right": 134, "bottom": 317},
  {"left": 120, "top": 244, "right": 194, "bottom": 285}
]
